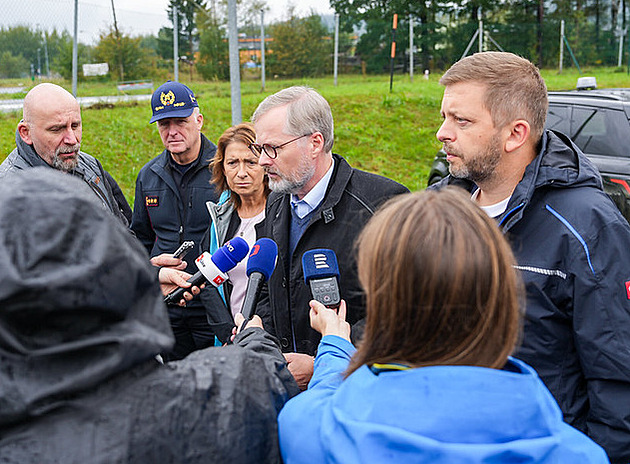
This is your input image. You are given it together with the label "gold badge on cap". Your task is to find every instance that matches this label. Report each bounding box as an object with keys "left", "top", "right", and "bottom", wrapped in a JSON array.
[{"left": 160, "top": 90, "right": 175, "bottom": 106}]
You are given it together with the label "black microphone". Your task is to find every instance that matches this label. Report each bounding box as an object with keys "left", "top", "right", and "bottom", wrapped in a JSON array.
[
  {"left": 239, "top": 238, "right": 278, "bottom": 325},
  {"left": 164, "top": 237, "right": 249, "bottom": 305},
  {"left": 302, "top": 248, "right": 341, "bottom": 310}
]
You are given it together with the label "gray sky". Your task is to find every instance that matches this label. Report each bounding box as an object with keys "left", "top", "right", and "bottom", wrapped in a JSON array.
[{"left": 0, "top": 0, "right": 334, "bottom": 44}]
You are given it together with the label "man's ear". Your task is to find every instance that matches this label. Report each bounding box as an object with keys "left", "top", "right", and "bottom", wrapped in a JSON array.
[
  {"left": 310, "top": 132, "right": 325, "bottom": 156},
  {"left": 504, "top": 120, "right": 530, "bottom": 153},
  {"left": 17, "top": 121, "right": 32, "bottom": 144}
]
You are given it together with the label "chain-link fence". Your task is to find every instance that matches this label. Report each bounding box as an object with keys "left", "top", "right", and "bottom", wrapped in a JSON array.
[{"left": 0, "top": 1, "right": 628, "bottom": 97}]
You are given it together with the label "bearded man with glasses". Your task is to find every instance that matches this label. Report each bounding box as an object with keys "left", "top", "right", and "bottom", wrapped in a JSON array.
[{"left": 250, "top": 86, "right": 408, "bottom": 390}]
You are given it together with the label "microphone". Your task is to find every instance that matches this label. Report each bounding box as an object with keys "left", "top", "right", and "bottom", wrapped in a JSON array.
[
  {"left": 164, "top": 237, "right": 249, "bottom": 305},
  {"left": 302, "top": 249, "right": 341, "bottom": 309},
  {"left": 240, "top": 238, "right": 278, "bottom": 322}
]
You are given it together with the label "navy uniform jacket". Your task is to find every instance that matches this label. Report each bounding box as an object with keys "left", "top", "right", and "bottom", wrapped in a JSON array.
[
  {"left": 435, "top": 130, "right": 630, "bottom": 463},
  {"left": 131, "top": 134, "right": 219, "bottom": 274}
]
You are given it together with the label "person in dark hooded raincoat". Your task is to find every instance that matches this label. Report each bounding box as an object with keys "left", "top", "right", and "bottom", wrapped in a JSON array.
[{"left": 0, "top": 168, "right": 299, "bottom": 464}]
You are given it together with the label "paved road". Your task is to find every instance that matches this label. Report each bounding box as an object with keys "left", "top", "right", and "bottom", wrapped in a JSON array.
[{"left": 0, "top": 94, "right": 152, "bottom": 113}]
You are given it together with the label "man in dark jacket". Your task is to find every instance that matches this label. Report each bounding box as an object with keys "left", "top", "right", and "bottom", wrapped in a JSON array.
[
  {"left": 131, "top": 81, "right": 220, "bottom": 361},
  {"left": 0, "top": 168, "right": 299, "bottom": 464},
  {"left": 250, "top": 86, "right": 409, "bottom": 389},
  {"left": 0, "top": 82, "right": 131, "bottom": 225},
  {"left": 433, "top": 51, "right": 630, "bottom": 463}
]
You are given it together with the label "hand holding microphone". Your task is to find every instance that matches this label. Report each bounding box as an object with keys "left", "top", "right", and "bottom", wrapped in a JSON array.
[
  {"left": 302, "top": 249, "right": 341, "bottom": 310},
  {"left": 238, "top": 238, "right": 278, "bottom": 332},
  {"left": 303, "top": 248, "right": 350, "bottom": 340},
  {"left": 164, "top": 237, "right": 249, "bottom": 305}
]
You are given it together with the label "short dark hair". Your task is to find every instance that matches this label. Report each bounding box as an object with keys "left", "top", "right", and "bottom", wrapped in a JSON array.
[{"left": 440, "top": 52, "right": 548, "bottom": 142}]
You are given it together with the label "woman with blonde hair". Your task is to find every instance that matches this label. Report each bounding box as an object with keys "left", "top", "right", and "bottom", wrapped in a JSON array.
[{"left": 278, "top": 188, "right": 607, "bottom": 463}]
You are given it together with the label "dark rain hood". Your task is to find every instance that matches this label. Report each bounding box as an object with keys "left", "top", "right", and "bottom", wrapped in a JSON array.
[
  {"left": 0, "top": 169, "right": 299, "bottom": 464},
  {"left": 0, "top": 167, "right": 173, "bottom": 427}
]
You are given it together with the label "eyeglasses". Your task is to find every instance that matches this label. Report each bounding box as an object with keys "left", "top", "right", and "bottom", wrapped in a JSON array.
[{"left": 248, "top": 133, "right": 312, "bottom": 159}]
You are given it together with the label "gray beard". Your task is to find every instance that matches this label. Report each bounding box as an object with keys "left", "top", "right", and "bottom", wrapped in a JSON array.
[
  {"left": 52, "top": 144, "right": 80, "bottom": 172},
  {"left": 267, "top": 155, "right": 316, "bottom": 195}
]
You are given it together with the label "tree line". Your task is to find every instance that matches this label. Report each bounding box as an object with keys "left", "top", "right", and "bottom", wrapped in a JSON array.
[{"left": 0, "top": 0, "right": 627, "bottom": 82}]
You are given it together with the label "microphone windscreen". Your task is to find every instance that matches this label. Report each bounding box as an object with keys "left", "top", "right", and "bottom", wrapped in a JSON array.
[
  {"left": 211, "top": 236, "right": 249, "bottom": 272},
  {"left": 302, "top": 249, "right": 340, "bottom": 284},
  {"left": 246, "top": 238, "right": 278, "bottom": 280}
]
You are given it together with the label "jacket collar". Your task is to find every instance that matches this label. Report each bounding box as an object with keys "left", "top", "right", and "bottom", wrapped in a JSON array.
[
  {"left": 498, "top": 130, "right": 603, "bottom": 229},
  {"left": 439, "top": 130, "right": 604, "bottom": 231},
  {"left": 14, "top": 129, "right": 94, "bottom": 182},
  {"left": 15, "top": 129, "right": 57, "bottom": 169}
]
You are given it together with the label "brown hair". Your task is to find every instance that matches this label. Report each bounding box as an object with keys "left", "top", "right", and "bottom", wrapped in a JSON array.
[
  {"left": 346, "top": 188, "right": 522, "bottom": 376},
  {"left": 211, "top": 122, "right": 270, "bottom": 210},
  {"left": 440, "top": 51, "right": 548, "bottom": 142}
]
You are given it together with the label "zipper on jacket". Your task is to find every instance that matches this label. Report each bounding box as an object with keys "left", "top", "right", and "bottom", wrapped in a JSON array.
[{"left": 498, "top": 201, "right": 526, "bottom": 229}]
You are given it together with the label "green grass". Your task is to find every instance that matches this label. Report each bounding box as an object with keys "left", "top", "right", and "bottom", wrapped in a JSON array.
[{"left": 1, "top": 67, "right": 629, "bottom": 205}]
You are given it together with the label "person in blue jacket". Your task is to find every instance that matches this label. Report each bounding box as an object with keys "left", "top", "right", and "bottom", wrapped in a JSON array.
[
  {"left": 278, "top": 188, "right": 608, "bottom": 464},
  {"left": 131, "top": 81, "right": 220, "bottom": 361}
]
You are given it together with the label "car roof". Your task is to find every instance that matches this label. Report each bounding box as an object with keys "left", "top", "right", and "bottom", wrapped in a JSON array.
[{"left": 549, "top": 88, "right": 630, "bottom": 103}]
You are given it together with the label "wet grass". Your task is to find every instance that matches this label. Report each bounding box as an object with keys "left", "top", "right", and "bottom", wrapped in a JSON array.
[{"left": 1, "top": 68, "right": 629, "bottom": 205}]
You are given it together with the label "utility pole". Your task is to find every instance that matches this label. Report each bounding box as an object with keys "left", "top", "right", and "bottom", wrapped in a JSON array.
[
  {"left": 334, "top": 14, "right": 339, "bottom": 86},
  {"left": 72, "top": 0, "right": 78, "bottom": 96},
  {"left": 228, "top": 0, "right": 242, "bottom": 124},
  {"left": 173, "top": 6, "right": 179, "bottom": 82},
  {"left": 43, "top": 31, "right": 49, "bottom": 77},
  {"left": 110, "top": 0, "right": 124, "bottom": 81},
  {"left": 409, "top": 15, "right": 414, "bottom": 83},
  {"left": 260, "top": 9, "right": 266, "bottom": 91},
  {"left": 559, "top": 20, "right": 565, "bottom": 73}
]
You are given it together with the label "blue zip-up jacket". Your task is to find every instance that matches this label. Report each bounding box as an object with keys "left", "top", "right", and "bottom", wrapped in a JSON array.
[
  {"left": 131, "top": 134, "right": 219, "bottom": 275},
  {"left": 278, "top": 336, "right": 608, "bottom": 463},
  {"left": 434, "top": 130, "right": 630, "bottom": 463}
]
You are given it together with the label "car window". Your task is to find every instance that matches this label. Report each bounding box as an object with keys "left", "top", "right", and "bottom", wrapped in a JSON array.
[
  {"left": 571, "top": 107, "right": 630, "bottom": 158},
  {"left": 547, "top": 104, "right": 571, "bottom": 135}
]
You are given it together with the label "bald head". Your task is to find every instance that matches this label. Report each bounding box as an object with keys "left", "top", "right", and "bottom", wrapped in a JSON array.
[
  {"left": 18, "top": 83, "right": 82, "bottom": 172},
  {"left": 22, "top": 83, "right": 79, "bottom": 122}
]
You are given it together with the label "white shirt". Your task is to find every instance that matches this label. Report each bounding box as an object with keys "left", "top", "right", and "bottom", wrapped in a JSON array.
[
  {"left": 227, "top": 209, "right": 266, "bottom": 317},
  {"left": 471, "top": 188, "right": 511, "bottom": 219}
]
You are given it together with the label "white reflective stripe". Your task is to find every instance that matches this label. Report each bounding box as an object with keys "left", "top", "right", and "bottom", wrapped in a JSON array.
[{"left": 514, "top": 265, "right": 567, "bottom": 280}]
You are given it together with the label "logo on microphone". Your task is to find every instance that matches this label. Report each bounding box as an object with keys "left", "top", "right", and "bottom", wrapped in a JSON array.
[
  {"left": 226, "top": 240, "right": 235, "bottom": 253},
  {"left": 250, "top": 244, "right": 260, "bottom": 257},
  {"left": 313, "top": 253, "right": 331, "bottom": 269},
  {"left": 213, "top": 275, "right": 226, "bottom": 285}
]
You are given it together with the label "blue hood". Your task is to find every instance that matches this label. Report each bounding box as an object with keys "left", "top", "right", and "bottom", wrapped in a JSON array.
[{"left": 279, "top": 336, "right": 608, "bottom": 464}]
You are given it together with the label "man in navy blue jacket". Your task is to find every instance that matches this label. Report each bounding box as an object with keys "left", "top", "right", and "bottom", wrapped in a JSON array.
[
  {"left": 131, "top": 81, "right": 219, "bottom": 361},
  {"left": 433, "top": 51, "right": 630, "bottom": 463}
]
